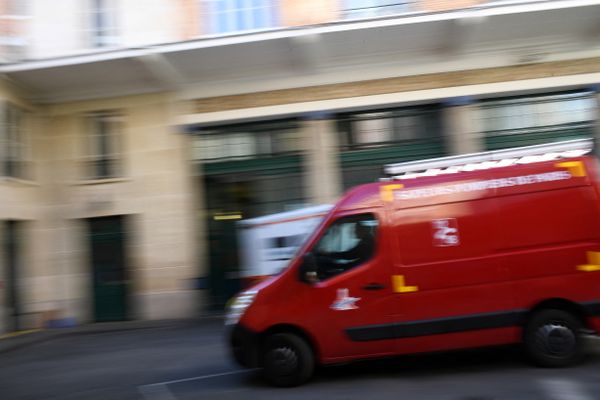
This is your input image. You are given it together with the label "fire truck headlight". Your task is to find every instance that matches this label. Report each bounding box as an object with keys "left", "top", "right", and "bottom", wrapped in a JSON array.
[{"left": 225, "top": 290, "right": 258, "bottom": 326}]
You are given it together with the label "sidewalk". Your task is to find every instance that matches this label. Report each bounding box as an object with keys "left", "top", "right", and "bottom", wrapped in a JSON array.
[{"left": 0, "top": 316, "right": 223, "bottom": 354}]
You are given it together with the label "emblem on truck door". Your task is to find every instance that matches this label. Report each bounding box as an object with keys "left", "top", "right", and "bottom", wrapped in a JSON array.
[
  {"left": 331, "top": 288, "right": 360, "bottom": 311},
  {"left": 432, "top": 218, "right": 460, "bottom": 247}
]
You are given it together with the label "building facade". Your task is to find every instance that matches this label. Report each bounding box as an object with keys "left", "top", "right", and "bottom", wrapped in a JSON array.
[{"left": 1, "top": 0, "right": 600, "bottom": 332}]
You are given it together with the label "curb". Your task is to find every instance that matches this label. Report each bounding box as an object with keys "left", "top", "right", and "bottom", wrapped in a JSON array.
[
  {"left": 0, "top": 330, "right": 62, "bottom": 355},
  {"left": 0, "top": 315, "right": 224, "bottom": 354}
]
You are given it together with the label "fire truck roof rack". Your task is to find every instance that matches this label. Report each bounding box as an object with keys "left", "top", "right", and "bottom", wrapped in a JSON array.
[{"left": 383, "top": 138, "right": 594, "bottom": 180}]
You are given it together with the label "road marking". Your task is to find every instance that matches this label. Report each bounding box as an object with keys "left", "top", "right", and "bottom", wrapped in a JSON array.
[
  {"left": 138, "top": 384, "right": 177, "bottom": 400},
  {"left": 143, "top": 369, "right": 256, "bottom": 387},
  {"left": 138, "top": 369, "right": 257, "bottom": 399},
  {"left": 539, "top": 378, "right": 594, "bottom": 400}
]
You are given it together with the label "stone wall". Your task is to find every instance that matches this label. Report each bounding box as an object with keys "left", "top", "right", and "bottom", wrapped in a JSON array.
[{"left": 0, "top": 88, "right": 200, "bottom": 333}]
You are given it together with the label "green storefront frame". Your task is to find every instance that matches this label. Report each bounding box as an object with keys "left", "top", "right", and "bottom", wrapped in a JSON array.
[
  {"left": 202, "top": 153, "right": 303, "bottom": 176},
  {"left": 481, "top": 91, "right": 597, "bottom": 151},
  {"left": 339, "top": 139, "right": 447, "bottom": 168},
  {"left": 340, "top": 139, "right": 447, "bottom": 189},
  {"left": 336, "top": 105, "right": 447, "bottom": 189},
  {"left": 200, "top": 154, "right": 305, "bottom": 311},
  {"left": 193, "top": 118, "right": 306, "bottom": 310},
  {"left": 485, "top": 123, "right": 594, "bottom": 151}
]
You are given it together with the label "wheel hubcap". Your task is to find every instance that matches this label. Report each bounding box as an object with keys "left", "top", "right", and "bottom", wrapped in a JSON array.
[
  {"left": 535, "top": 323, "right": 576, "bottom": 357},
  {"left": 268, "top": 346, "right": 298, "bottom": 375}
]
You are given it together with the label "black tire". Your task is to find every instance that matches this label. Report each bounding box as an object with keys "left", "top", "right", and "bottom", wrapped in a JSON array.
[
  {"left": 524, "top": 309, "right": 584, "bottom": 368},
  {"left": 262, "top": 333, "right": 315, "bottom": 387}
]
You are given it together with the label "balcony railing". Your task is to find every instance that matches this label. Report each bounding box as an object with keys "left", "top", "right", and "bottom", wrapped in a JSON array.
[{"left": 342, "top": 1, "right": 417, "bottom": 20}]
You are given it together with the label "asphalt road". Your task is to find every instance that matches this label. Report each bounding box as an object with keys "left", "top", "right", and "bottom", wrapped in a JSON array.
[{"left": 1, "top": 320, "right": 599, "bottom": 400}]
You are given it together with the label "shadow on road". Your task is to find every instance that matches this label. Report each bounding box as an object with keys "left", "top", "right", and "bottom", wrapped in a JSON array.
[{"left": 241, "top": 339, "right": 600, "bottom": 389}]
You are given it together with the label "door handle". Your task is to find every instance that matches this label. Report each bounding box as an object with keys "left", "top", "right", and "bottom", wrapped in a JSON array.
[{"left": 363, "top": 283, "right": 385, "bottom": 291}]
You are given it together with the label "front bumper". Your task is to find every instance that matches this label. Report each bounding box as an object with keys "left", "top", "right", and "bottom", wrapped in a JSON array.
[{"left": 228, "top": 323, "right": 260, "bottom": 368}]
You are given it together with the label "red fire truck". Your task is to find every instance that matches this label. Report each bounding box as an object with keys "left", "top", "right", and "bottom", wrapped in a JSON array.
[{"left": 227, "top": 139, "right": 600, "bottom": 386}]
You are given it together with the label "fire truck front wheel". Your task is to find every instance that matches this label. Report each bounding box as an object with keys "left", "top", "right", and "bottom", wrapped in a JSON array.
[
  {"left": 524, "top": 309, "right": 584, "bottom": 368},
  {"left": 262, "top": 333, "right": 315, "bottom": 387}
]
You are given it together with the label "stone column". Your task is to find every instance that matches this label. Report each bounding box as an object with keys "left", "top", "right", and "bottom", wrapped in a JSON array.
[
  {"left": 301, "top": 114, "right": 343, "bottom": 205},
  {"left": 443, "top": 97, "right": 484, "bottom": 156}
]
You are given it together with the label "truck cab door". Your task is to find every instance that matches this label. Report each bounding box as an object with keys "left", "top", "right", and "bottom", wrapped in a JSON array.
[{"left": 300, "top": 210, "right": 397, "bottom": 361}]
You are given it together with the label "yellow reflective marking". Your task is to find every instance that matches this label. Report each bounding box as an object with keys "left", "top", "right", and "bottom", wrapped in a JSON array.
[
  {"left": 213, "top": 214, "right": 242, "bottom": 221},
  {"left": 587, "top": 251, "right": 600, "bottom": 265},
  {"left": 578, "top": 265, "right": 600, "bottom": 272},
  {"left": 392, "top": 275, "right": 419, "bottom": 293},
  {"left": 380, "top": 184, "right": 404, "bottom": 202},
  {"left": 556, "top": 161, "right": 586, "bottom": 177},
  {"left": 576, "top": 251, "right": 600, "bottom": 272}
]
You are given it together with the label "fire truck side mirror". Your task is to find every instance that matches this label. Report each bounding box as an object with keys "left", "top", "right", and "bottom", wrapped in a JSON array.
[{"left": 300, "top": 252, "right": 318, "bottom": 284}]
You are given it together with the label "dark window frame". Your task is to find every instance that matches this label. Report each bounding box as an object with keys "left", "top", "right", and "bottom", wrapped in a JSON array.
[
  {"left": 90, "top": 0, "right": 118, "bottom": 48},
  {"left": 192, "top": 119, "right": 302, "bottom": 163},
  {"left": 1, "top": 103, "right": 29, "bottom": 179},
  {"left": 336, "top": 104, "right": 444, "bottom": 151},
  {"left": 311, "top": 213, "right": 379, "bottom": 282},
  {"left": 204, "top": 0, "right": 279, "bottom": 35},
  {"left": 478, "top": 90, "right": 597, "bottom": 136},
  {"left": 342, "top": 0, "right": 416, "bottom": 20},
  {"left": 85, "top": 111, "right": 122, "bottom": 180}
]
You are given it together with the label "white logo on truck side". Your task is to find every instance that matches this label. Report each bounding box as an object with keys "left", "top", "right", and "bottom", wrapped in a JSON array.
[
  {"left": 331, "top": 288, "right": 360, "bottom": 311},
  {"left": 432, "top": 218, "right": 460, "bottom": 247}
]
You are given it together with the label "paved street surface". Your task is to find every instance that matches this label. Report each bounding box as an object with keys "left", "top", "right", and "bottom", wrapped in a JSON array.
[{"left": 1, "top": 320, "right": 599, "bottom": 400}]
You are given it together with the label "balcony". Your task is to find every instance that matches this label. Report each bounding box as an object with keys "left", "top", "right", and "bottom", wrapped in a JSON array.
[{"left": 1, "top": 0, "right": 599, "bottom": 105}]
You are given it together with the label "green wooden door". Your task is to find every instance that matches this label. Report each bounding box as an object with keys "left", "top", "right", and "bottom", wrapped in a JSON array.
[
  {"left": 3, "top": 221, "right": 21, "bottom": 332},
  {"left": 88, "top": 216, "right": 129, "bottom": 322}
]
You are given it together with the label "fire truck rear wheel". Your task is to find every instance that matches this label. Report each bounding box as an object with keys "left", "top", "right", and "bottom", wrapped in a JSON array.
[
  {"left": 524, "top": 309, "right": 583, "bottom": 368},
  {"left": 262, "top": 333, "right": 315, "bottom": 387}
]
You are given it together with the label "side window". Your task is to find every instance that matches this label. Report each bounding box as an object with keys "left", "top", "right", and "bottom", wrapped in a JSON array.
[{"left": 313, "top": 213, "right": 378, "bottom": 281}]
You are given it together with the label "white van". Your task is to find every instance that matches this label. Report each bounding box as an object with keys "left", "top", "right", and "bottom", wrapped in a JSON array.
[{"left": 237, "top": 205, "right": 332, "bottom": 287}]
